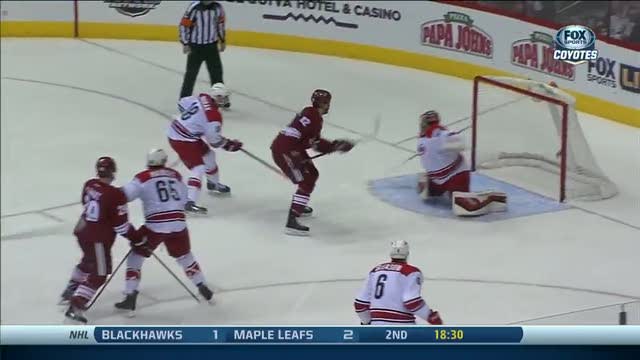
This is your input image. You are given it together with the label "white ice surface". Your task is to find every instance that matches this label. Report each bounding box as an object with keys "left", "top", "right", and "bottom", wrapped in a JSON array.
[{"left": 1, "top": 39, "right": 638, "bottom": 325}]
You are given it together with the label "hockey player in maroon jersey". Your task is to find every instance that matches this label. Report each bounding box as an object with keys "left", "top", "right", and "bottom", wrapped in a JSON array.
[
  {"left": 271, "top": 89, "right": 355, "bottom": 235},
  {"left": 60, "top": 157, "right": 146, "bottom": 324}
]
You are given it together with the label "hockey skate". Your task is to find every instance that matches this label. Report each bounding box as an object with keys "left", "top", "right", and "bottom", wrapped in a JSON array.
[
  {"left": 114, "top": 290, "right": 138, "bottom": 317},
  {"left": 285, "top": 211, "right": 310, "bottom": 236},
  {"left": 207, "top": 181, "right": 231, "bottom": 195},
  {"left": 185, "top": 201, "right": 208, "bottom": 215},
  {"left": 64, "top": 306, "right": 88, "bottom": 324},
  {"left": 300, "top": 206, "right": 313, "bottom": 217},
  {"left": 58, "top": 281, "right": 80, "bottom": 305},
  {"left": 197, "top": 283, "right": 214, "bottom": 304}
]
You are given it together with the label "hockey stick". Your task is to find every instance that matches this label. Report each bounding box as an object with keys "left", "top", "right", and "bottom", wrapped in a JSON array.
[
  {"left": 85, "top": 248, "right": 132, "bottom": 310},
  {"left": 392, "top": 98, "right": 524, "bottom": 145},
  {"left": 304, "top": 114, "right": 382, "bottom": 163},
  {"left": 151, "top": 252, "right": 201, "bottom": 304},
  {"left": 239, "top": 148, "right": 288, "bottom": 179}
]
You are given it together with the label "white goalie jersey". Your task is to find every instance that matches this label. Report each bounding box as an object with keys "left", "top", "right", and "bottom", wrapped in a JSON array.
[
  {"left": 122, "top": 167, "right": 188, "bottom": 233},
  {"left": 418, "top": 125, "right": 470, "bottom": 185},
  {"left": 354, "top": 262, "right": 433, "bottom": 325}
]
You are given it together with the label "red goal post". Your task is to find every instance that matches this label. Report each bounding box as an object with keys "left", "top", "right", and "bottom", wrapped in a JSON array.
[{"left": 471, "top": 75, "right": 617, "bottom": 202}]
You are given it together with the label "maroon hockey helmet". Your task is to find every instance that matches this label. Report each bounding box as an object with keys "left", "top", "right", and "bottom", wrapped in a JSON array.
[
  {"left": 96, "top": 156, "right": 116, "bottom": 178},
  {"left": 311, "top": 89, "right": 332, "bottom": 108}
]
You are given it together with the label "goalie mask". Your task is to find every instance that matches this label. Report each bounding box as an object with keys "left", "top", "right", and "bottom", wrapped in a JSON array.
[
  {"left": 210, "top": 83, "right": 231, "bottom": 108},
  {"left": 419, "top": 110, "right": 440, "bottom": 133}
]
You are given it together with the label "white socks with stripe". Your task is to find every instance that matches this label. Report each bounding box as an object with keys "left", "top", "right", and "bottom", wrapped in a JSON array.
[
  {"left": 187, "top": 165, "right": 206, "bottom": 202},
  {"left": 176, "top": 252, "right": 205, "bottom": 286},
  {"left": 124, "top": 253, "right": 146, "bottom": 295},
  {"left": 291, "top": 191, "right": 310, "bottom": 216}
]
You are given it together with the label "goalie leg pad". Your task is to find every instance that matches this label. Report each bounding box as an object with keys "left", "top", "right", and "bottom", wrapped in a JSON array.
[{"left": 452, "top": 191, "right": 508, "bottom": 217}]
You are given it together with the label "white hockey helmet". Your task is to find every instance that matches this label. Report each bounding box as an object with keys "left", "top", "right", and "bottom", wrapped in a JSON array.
[
  {"left": 390, "top": 240, "right": 410, "bottom": 260},
  {"left": 210, "top": 82, "right": 230, "bottom": 108},
  {"left": 147, "top": 148, "right": 168, "bottom": 167}
]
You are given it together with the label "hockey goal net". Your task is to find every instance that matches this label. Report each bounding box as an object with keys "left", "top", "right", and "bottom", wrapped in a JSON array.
[{"left": 471, "top": 75, "right": 617, "bottom": 202}]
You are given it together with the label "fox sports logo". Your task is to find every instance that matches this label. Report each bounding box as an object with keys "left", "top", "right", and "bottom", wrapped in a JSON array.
[{"left": 553, "top": 25, "right": 598, "bottom": 65}]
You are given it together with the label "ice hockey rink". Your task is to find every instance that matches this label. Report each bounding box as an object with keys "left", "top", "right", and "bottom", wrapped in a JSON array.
[{"left": 1, "top": 38, "right": 639, "bottom": 325}]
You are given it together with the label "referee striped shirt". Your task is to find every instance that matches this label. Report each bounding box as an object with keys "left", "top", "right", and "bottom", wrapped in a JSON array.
[{"left": 179, "top": 1, "right": 226, "bottom": 45}]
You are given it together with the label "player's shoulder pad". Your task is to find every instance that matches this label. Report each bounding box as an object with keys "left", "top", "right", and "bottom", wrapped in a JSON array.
[
  {"left": 198, "top": 93, "right": 219, "bottom": 113},
  {"left": 84, "top": 178, "right": 97, "bottom": 188},
  {"left": 301, "top": 106, "right": 321, "bottom": 121},
  {"left": 166, "top": 167, "right": 183, "bottom": 181},
  {"left": 111, "top": 184, "right": 128, "bottom": 203},
  {"left": 134, "top": 170, "right": 152, "bottom": 183},
  {"left": 198, "top": 93, "right": 222, "bottom": 123},
  {"left": 425, "top": 125, "right": 447, "bottom": 139},
  {"left": 400, "top": 263, "right": 421, "bottom": 276}
]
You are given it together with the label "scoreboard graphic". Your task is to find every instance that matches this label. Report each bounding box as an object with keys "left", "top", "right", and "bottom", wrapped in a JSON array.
[{"left": 2, "top": 326, "right": 639, "bottom": 345}]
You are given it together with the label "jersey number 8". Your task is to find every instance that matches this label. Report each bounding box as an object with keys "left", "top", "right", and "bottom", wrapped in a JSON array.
[
  {"left": 180, "top": 104, "right": 200, "bottom": 121},
  {"left": 156, "top": 180, "right": 181, "bottom": 202}
]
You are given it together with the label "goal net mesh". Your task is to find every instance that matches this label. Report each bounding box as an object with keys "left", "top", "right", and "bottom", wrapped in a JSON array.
[{"left": 473, "top": 76, "right": 617, "bottom": 201}]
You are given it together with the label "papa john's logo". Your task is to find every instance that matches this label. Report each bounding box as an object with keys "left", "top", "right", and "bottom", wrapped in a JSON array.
[
  {"left": 104, "top": 0, "right": 161, "bottom": 18},
  {"left": 420, "top": 12, "right": 493, "bottom": 58},
  {"left": 511, "top": 31, "right": 575, "bottom": 81}
]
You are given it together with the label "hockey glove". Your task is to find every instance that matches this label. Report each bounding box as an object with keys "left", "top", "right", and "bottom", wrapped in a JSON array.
[
  {"left": 313, "top": 138, "right": 334, "bottom": 154},
  {"left": 332, "top": 139, "right": 355, "bottom": 153},
  {"left": 130, "top": 236, "right": 153, "bottom": 258},
  {"left": 427, "top": 310, "right": 443, "bottom": 325},
  {"left": 222, "top": 139, "right": 243, "bottom": 152}
]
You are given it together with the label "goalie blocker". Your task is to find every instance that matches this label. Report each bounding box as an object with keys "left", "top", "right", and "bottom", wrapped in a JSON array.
[{"left": 416, "top": 110, "right": 507, "bottom": 217}]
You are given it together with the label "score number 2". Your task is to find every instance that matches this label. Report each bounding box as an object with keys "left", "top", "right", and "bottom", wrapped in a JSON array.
[{"left": 343, "top": 330, "right": 354, "bottom": 340}]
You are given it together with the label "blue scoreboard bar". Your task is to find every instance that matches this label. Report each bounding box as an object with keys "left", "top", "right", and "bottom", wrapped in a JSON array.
[{"left": 1, "top": 325, "right": 639, "bottom": 345}]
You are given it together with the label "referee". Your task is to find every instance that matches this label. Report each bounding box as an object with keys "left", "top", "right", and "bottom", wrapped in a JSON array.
[{"left": 179, "top": 1, "right": 226, "bottom": 99}]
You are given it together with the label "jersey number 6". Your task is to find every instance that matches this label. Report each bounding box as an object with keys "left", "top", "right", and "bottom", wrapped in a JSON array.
[{"left": 374, "top": 274, "right": 387, "bottom": 299}]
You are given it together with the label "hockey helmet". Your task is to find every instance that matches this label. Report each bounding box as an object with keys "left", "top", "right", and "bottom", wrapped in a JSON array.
[
  {"left": 147, "top": 148, "right": 168, "bottom": 168},
  {"left": 96, "top": 156, "right": 116, "bottom": 178},
  {"left": 390, "top": 240, "right": 410, "bottom": 260},
  {"left": 210, "top": 82, "right": 231, "bottom": 108},
  {"left": 311, "top": 89, "right": 332, "bottom": 107}
]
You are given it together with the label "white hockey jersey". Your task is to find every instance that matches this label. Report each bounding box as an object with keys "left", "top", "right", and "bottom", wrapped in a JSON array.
[
  {"left": 122, "top": 167, "right": 187, "bottom": 233},
  {"left": 168, "top": 93, "right": 225, "bottom": 147},
  {"left": 354, "top": 261, "right": 432, "bottom": 325},
  {"left": 417, "top": 124, "right": 470, "bottom": 185}
]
